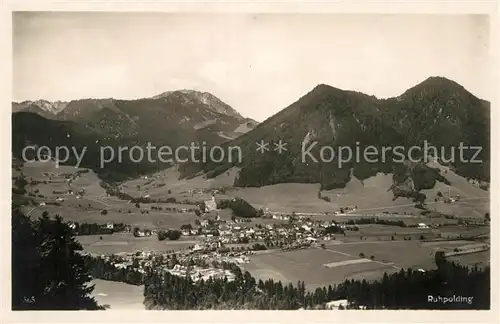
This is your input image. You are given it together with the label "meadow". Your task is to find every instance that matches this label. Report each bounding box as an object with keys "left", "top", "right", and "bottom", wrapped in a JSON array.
[
  {"left": 447, "top": 251, "right": 490, "bottom": 268},
  {"left": 242, "top": 248, "right": 397, "bottom": 290},
  {"left": 242, "top": 237, "right": 490, "bottom": 290},
  {"left": 17, "top": 160, "right": 490, "bottom": 286}
]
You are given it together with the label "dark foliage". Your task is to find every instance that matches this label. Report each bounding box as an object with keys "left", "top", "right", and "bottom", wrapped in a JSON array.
[
  {"left": 157, "top": 229, "right": 182, "bottom": 241},
  {"left": 12, "top": 206, "right": 101, "bottom": 310},
  {"left": 72, "top": 222, "right": 127, "bottom": 236},
  {"left": 141, "top": 255, "right": 489, "bottom": 310},
  {"left": 12, "top": 89, "right": 255, "bottom": 182},
  {"left": 217, "top": 197, "right": 259, "bottom": 218},
  {"left": 345, "top": 218, "right": 406, "bottom": 227}
]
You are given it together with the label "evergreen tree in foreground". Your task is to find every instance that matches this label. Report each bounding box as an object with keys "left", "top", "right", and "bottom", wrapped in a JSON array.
[{"left": 12, "top": 205, "right": 101, "bottom": 310}]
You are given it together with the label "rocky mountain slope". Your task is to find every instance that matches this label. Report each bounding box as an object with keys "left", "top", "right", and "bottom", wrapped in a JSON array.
[
  {"left": 12, "top": 100, "right": 68, "bottom": 115},
  {"left": 12, "top": 90, "right": 257, "bottom": 181},
  {"left": 13, "top": 90, "right": 257, "bottom": 142}
]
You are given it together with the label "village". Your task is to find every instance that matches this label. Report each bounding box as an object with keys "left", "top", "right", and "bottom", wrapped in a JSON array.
[
  {"left": 16, "top": 163, "right": 490, "bottom": 305},
  {"left": 78, "top": 192, "right": 484, "bottom": 287}
]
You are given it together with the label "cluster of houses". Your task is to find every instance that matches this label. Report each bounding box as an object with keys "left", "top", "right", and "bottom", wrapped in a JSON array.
[
  {"left": 85, "top": 247, "right": 249, "bottom": 283},
  {"left": 166, "top": 264, "right": 236, "bottom": 282},
  {"left": 444, "top": 195, "right": 461, "bottom": 204},
  {"left": 417, "top": 223, "right": 430, "bottom": 229},
  {"left": 180, "top": 249, "right": 251, "bottom": 265},
  {"left": 339, "top": 206, "right": 358, "bottom": 213},
  {"left": 188, "top": 213, "right": 352, "bottom": 249}
]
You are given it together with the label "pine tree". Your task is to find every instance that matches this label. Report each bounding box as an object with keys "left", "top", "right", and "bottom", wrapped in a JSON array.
[
  {"left": 12, "top": 208, "right": 101, "bottom": 310},
  {"left": 12, "top": 207, "right": 39, "bottom": 308}
]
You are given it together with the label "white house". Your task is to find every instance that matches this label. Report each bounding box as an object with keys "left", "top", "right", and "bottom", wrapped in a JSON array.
[
  {"left": 417, "top": 223, "right": 429, "bottom": 229},
  {"left": 325, "top": 299, "right": 348, "bottom": 310},
  {"left": 204, "top": 196, "right": 217, "bottom": 212}
]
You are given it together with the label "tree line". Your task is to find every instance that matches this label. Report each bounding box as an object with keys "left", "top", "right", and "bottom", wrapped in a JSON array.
[
  {"left": 344, "top": 217, "right": 407, "bottom": 227},
  {"left": 71, "top": 220, "right": 128, "bottom": 236},
  {"left": 143, "top": 251, "right": 489, "bottom": 310},
  {"left": 216, "top": 197, "right": 263, "bottom": 218},
  {"left": 83, "top": 255, "right": 144, "bottom": 286}
]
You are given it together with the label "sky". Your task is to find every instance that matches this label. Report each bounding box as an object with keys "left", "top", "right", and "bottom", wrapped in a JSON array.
[{"left": 13, "top": 12, "right": 491, "bottom": 122}]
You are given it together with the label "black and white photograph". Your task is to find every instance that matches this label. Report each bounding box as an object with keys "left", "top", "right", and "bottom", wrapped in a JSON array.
[{"left": 7, "top": 5, "right": 495, "bottom": 318}]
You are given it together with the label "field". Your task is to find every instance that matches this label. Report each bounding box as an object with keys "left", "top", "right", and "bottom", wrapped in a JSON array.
[
  {"left": 15, "top": 160, "right": 490, "bottom": 287},
  {"left": 77, "top": 233, "right": 199, "bottom": 254},
  {"left": 243, "top": 238, "right": 490, "bottom": 290},
  {"left": 242, "top": 248, "right": 397, "bottom": 290},
  {"left": 324, "top": 241, "right": 440, "bottom": 269},
  {"left": 22, "top": 159, "right": 487, "bottom": 226},
  {"left": 437, "top": 225, "right": 490, "bottom": 239},
  {"left": 447, "top": 251, "right": 490, "bottom": 268},
  {"left": 119, "top": 164, "right": 489, "bottom": 221},
  {"left": 26, "top": 202, "right": 201, "bottom": 229},
  {"left": 421, "top": 160, "right": 489, "bottom": 218},
  {"left": 318, "top": 223, "right": 486, "bottom": 243},
  {"left": 21, "top": 162, "right": 202, "bottom": 230},
  {"left": 120, "top": 166, "right": 239, "bottom": 201},
  {"left": 92, "top": 279, "right": 144, "bottom": 310},
  {"left": 121, "top": 169, "right": 421, "bottom": 214},
  {"left": 227, "top": 174, "right": 417, "bottom": 214}
]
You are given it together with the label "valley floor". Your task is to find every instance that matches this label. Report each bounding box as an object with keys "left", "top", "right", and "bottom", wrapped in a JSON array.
[{"left": 14, "top": 160, "right": 491, "bottom": 309}]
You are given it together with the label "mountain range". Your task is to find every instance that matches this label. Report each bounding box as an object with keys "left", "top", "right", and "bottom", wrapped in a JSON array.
[
  {"left": 13, "top": 90, "right": 257, "bottom": 141},
  {"left": 12, "top": 90, "right": 257, "bottom": 181},
  {"left": 12, "top": 77, "right": 490, "bottom": 197},
  {"left": 177, "top": 77, "right": 490, "bottom": 200}
]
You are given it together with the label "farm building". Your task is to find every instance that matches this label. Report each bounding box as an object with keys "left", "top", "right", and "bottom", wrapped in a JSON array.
[
  {"left": 325, "top": 299, "right": 348, "bottom": 310},
  {"left": 204, "top": 196, "right": 217, "bottom": 212}
]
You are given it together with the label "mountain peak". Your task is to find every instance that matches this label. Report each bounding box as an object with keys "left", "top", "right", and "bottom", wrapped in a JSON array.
[
  {"left": 419, "top": 76, "right": 465, "bottom": 88},
  {"left": 12, "top": 99, "right": 68, "bottom": 115},
  {"left": 309, "top": 83, "right": 342, "bottom": 94},
  {"left": 152, "top": 89, "right": 243, "bottom": 118},
  {"left": 398, "top": 76, "right": 473, "bottom": 100},
  {"left": 153, "top": 89, "right": 200, "bottom": 98}
]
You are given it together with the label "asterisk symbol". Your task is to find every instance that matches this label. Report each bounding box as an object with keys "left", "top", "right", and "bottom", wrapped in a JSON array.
[
  {"left": 256, "top": 140, "right": 269, "bottom": 154},
  {"left": 274, "top": 140, "right": 288, "bottom": 154}
]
